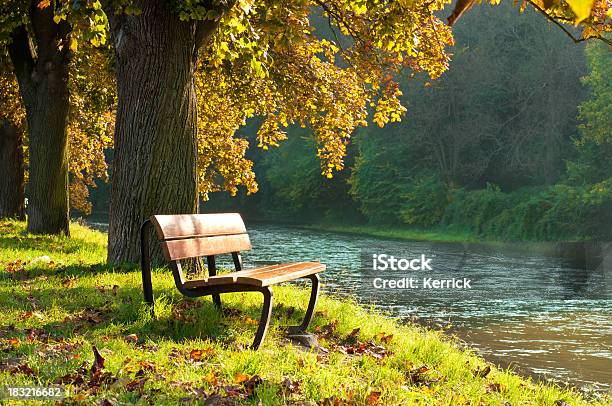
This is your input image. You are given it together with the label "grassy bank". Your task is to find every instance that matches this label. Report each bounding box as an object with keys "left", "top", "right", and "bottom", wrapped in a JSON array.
[
  {"left": 0, "top": 220, "right": 604, "bottom": 405},
  {"left": 300, "top": 223, "right": 478, "bottom": 244}
]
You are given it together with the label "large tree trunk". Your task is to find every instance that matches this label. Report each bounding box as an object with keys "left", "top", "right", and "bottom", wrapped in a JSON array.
[
  {"left": 105, "top": 1, "right": 218, "bottom": 263},
  {"left": 0, "top": 121, "right": 25, "bottom": 220},
  {"left": 8, "top": 5, "right": 71, "bottom": 236}
]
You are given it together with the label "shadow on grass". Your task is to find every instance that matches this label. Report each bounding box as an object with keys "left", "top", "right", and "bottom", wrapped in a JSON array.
[
  {"left": 0, "top": 232, "right": 104, "bottom": 256},
  {"left": 0, "top": 262, "right": 141, "bottom": 283},
  {"left": 4, "top": 279, "right": 311, "bottom": 347}
]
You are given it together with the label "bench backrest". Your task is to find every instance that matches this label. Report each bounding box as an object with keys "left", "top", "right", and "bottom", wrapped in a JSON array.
[{"left": 150, "top": 213, "right": 252, "bottom": 261}]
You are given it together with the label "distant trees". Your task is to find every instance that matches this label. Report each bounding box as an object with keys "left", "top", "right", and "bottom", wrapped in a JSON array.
[
  {"left": 569, "top": 42, "right": 612, "bottom": 185},
  {"left": 349, "top": 4, "right": 588, "bottom": 222},
  {"left": 207, "top": 4, "right": 611, "bottom": 240}
]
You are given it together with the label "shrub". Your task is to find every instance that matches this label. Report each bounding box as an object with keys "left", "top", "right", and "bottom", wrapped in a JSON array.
[{"left": 399, "top": 175, "right": 451, "bottom": 227}]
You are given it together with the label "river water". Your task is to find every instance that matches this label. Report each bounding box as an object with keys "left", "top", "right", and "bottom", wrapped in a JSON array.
[
  {"left": 89, "top": 220, "right": 611, "bottom": 393},
  {"left": 239, "top": 223, "right": 611, "bottom": 394}
]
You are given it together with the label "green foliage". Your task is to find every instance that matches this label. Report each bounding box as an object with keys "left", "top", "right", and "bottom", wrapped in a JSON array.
[
  {"left": 399, "top": 175, "right": 451, "bottom": 227},
  {"left": 568, "top": 42, "right": 612, "bottom": 185},
  {"left": 441, "top": 184, "right": 512, "bottom": 236},
  {"left": 259, "top": 130, "right": 359, "bottom": 222},
  {"left": 442, "top": 182, "right": 612, "bottom": 241}
]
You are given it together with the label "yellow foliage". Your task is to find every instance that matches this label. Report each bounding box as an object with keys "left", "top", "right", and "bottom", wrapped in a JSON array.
[{"left": 566, "top": 0, "right": 596, "bottom": 22}]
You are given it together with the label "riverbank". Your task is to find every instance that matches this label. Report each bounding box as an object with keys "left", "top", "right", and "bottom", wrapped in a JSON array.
[
  {"left": 299, "top": 222, "right": 478, "bottom": 243},
  {"left": 0, "top": 220, "right": 606, "bottom": 405}
]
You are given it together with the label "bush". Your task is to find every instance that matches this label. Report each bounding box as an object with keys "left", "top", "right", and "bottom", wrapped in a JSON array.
[
  {"left": 480, "top": 180, "right": 612, "bottom": 241},
  {"left": 399, "top": 175, "right": 451, "bottom": 227},
  {"left": 439, "top": 180, "right": 612, "bottom": 241},
  {"left": 441, "top": 183, "right": 511, "bottom": 235}
]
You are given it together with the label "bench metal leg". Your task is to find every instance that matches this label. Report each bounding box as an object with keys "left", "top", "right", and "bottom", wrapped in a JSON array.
[
  {"left": 251, "top": 287, "right": 273, "bottom": 350},
  {"left": 140, "top": 219, "right": 155, "bottom": 318},
  {"left": 206, "top": 255, "right": 221, "bottom": 310},
  {"left": 287, "top": 273, "right": 320, "bottom": 334}
]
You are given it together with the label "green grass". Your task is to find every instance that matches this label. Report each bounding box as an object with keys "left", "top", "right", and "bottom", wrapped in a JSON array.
[
  {"left": 0, "top": 220, "right": 605, "bottom": 405},
  {"left": 300, "top": 223, "right": 478, "bottom": 244}
]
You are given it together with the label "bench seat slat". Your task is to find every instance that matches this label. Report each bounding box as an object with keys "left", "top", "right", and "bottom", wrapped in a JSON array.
[
  {"left": 161, "top": 234, "right": 252, "bottom": 261},
  {"left": 151, "top": 213, "right": 247, "bottom": 241},
  {"left": 182, "top": 262, "right": 325, "bottom": 289}
]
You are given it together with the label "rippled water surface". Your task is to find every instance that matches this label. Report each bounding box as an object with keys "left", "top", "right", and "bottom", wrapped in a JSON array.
[{"left": 238, "top": 223, "right": 611, "bottom": 393}]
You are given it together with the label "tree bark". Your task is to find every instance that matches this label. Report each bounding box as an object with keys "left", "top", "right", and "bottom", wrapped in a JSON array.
[
  {"left": 105, "top": 1, "right": 222, "bottom": 263},
  {"left": 0, "top": 121, "right": 25, "bottom": 220},
  {"left": 8, "top": 4, "right": 71, "bottom": 236}
]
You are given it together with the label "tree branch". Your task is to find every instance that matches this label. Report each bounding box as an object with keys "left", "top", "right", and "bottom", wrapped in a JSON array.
[
  {"left": 7, "top": 24, "right": 35, "bottom": 100},
  {"left": 527, "top": 0, "right": 612, "bottom": 46},
  {"left": 194, "top": 0, "right": 237, "bottom": 52}
]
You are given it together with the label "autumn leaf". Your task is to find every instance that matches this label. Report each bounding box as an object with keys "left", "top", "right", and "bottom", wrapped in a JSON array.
[
  {"left": 91, "top": 345, "right": 105, "bottom": 375},
  {"left": 473, "top": 365, "right": 491, "bottom": 378},
  {"left": 190, "top": 349, "right": 204, "bottom": 361},
  {"left": 62, "top": 277, "right": 76, "bottom": 288},
  {"left": 9, "top": 363, "right": 36, "bottom": 376},
  {"left": 348, "top": 328, "right": 360, "bottom": 339},
  {"left": 244, "top": 317, "right": 259, "bottom": 325},
  {"left": 486, "top": 382, "right": 504, "bottom": 393},
  {"left": 7, "top": 338, "right": 20, "bottom": 347},
  {"left": 374, "top": 332, "right": 393, "bottom": 344},
  {"left": 243, "top": 375, "right": 263, "bottom": 395},
  {"left": 280, "top": 377, "right": 301, "bottom": 394},
  {"left": 566, "top": 0, "right": 596, "bottom": 23},
  {"left": 204, "top": 371, "right": 218, "bottom": 386},
  {"left": 365, "top": 390, "right": 381, "bottom": 404},
  {"left": 190, "top": 347, "right": 214, "bottom": 362},
  {"left": 233, "top": 372, "right": 249, "bottom": 384},
  {"left": 125, "top": 377, "right": 147, "bottom": 392},
  {"left": 37, "top": 0, "right": 50, "bottom": 9},
  {"left": 125, "top": 334, "right": 138, "bottom": 344}
]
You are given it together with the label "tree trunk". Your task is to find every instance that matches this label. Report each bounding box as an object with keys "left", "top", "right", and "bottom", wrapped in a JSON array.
[
  {"left": 0, "top": 121, "right": 25, "bottom": 220},
  {"left": 26, "top": 77, "right": 70, "bottom": 235},
  {"left": 8, "top": 5, "right": 71, "bottom": 236},
  {"left": 105, "top": 2, "right": 212, "bottom": 263}
]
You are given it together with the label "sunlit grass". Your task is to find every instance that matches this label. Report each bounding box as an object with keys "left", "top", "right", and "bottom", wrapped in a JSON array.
[{"left": 0, "top": 220, "right": 605, "bottom": 405}]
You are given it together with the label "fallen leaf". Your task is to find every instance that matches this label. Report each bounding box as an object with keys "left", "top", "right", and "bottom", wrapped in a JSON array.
[
  {"left": 243, "top": 374, "right": 263, "bottom": 395},
  {"left": 9, "top": 363, "right": 36, "bottom": 376},
  {"left": 374, "top": 332, "right": 393, "bottom": 344},
  {"left": 280, "top": 377, "right": 301, "bottom": 394},
  {"left": 125, "top": 334, "right": 138, "bottom": 344},
  {"left": 366, "top": 390, "right": 381, "bottom": 404},
  {"left": 125, "top": 377, "right": 147, "bottom": 392},
  {"left": 486, "top": 382, "right": 503, "bottom": 393},
  {"left": 474, "top": 365, "right": 491, "bottom": 378},
  {"left": 233, "top": 372, "right": 249, "bottom": 384},
  {"left": 7, "top": 338, "right": 20, "bottom": 347},
  {"left": 91, "top": 346, "right": 105, "bottom": 375},
  {"left": 204, "top": 371, "right": 218, "bottom": 386},
  {"left": 62, "top": 278, "right": 76, "bottom": 288}
]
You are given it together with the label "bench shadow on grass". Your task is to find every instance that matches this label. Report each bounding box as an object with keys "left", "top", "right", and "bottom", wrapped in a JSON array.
[
  {"left": 0, "top": 261, "right": 139, "bottom": 284},
  {"left": 7, "top": 273, "right": 308, "bottom": 347}
]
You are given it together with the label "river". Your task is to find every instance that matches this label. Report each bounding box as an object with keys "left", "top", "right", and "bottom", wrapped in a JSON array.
[{"left": 89, "top": 220, "right": 611, "bottom": 394}]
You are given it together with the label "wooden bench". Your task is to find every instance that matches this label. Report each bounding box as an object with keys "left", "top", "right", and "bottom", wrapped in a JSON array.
[{"left": 139, "top": 213, "right": 325, "bottom": 349}]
